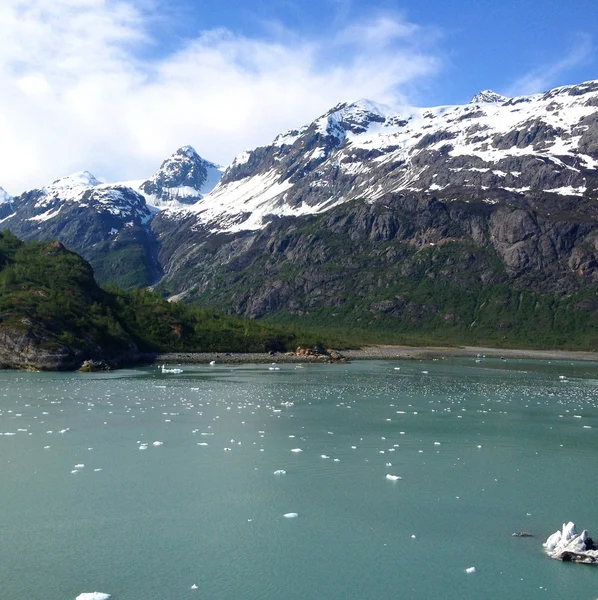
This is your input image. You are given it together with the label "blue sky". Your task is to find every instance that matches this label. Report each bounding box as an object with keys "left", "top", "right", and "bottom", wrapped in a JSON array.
[
  {"left": 151, "top": 0, "right": 597, "bottom": 102},
  {"left": 0, "top": 0, "right": 596, "bottom": 192}
]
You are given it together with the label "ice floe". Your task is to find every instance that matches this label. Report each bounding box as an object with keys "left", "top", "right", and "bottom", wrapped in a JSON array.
[
  {"left": 284, "top": 512, "right": 298, "bottom": 518},
  {"left": 544, "top": 521, "right": 598, "bottom": 563},
  {"left": 76, "top": 594, "right": 111, "bottom": 600}
]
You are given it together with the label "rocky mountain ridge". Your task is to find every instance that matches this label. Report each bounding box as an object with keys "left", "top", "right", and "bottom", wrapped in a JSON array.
[{"left": 159, "top": 79, "right": 598, "bottom": 235}]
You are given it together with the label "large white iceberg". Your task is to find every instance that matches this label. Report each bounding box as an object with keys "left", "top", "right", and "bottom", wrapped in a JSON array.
[{"left": 544, "top": 522, "right": 598, "bottom": 563}]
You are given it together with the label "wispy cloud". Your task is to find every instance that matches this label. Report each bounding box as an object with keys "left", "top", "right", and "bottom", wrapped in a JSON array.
[
  {"left": 0, "top": 0, "right": 441, "bottom": 193},
  {"left": 507, "top": 33, "right": 593, "bottom": 96}
]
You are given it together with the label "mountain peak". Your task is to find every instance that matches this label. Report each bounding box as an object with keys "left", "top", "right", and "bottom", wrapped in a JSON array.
[
  {"left": 470, "top": 90, "right": 509, "bottom": 104},
  {"left": 0, "top": 186, "right": 12, "bottom": 204},
  {"left": 47, "top": 171, "right": 102, "bottom": 190},
  {"left": 175, "top": 145, "right": 200, "bottom": 159},
  {"left": 139, "top": 147, "right": 223, "bottom": 208}
]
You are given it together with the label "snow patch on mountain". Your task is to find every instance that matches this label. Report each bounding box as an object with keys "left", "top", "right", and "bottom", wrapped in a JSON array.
[
  {"left": 174, "top": 170, "right": 294, "bottom": 232},
  {"left": 35, "top": 171, "right": 102, "bottom": 207}
]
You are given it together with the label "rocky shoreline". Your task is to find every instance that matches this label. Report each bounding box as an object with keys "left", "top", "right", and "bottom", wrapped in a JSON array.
[{"left": 2, "top": 343, "right": 598, "bottom": 372}]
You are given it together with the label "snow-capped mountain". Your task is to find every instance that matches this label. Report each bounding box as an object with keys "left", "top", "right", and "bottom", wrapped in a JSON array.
[
  {"left": 16, "top": 170, "right": 154, "bottom": 225},
  {"left": 164, "top": 80, "right": 598, "bottom": 234},
  {"left": 138, "top": 146, "right": 223, "bottom": 208},
  {"left": 0, "top": 187, "right": 14, "bottom": 222}
]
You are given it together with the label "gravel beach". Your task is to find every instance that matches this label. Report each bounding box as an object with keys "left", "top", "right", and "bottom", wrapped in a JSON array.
[{"left": 144, "top": 345, "right": 598, "bottom": 366}]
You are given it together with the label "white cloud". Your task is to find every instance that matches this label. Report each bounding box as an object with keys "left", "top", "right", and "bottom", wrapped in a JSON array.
[
  {"left": 0, "top": 0, "right": 441, "bottom": 193},
  {"left": 507, "top": 33, "right": 593, "bottom": 96}
]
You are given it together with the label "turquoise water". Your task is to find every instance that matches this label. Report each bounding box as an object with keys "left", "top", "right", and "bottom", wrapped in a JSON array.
[{"left": 1, "top": 358, "right": 598, "bottom": 600}]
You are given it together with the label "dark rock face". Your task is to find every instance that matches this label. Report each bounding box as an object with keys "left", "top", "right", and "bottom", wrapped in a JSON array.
[
  {"left": 0, "top": 325, "right": 138, "bottom": 371},
  {"left": 153, "top": 188, "right": 598, "bottom": 320},
  {"left": 0, "top": 326, "right": 75, "bottom": 370}
]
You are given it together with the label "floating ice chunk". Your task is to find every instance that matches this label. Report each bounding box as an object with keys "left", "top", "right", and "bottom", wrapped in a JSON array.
[
  {"left": 152, "top": 441, "right": 163, "bottom": 446},
  {"left": 386, "top": 474, "right": 402, "bottom": 480},
  {"left": 74, "top": 464, "right": 85, "bottom": 468},
  {"left": 71, "top": 469, "right": 79, "bottom": 474},
  {"left": 284, "top": 512, "right": 298, "bottom": 518},
  {"left": 542, "top": 521, "right": 597, "bottom": 560},
  {"left": 394, "top": 367, "right": 401, "bottom": 370},
  {"left": 333, "top": 458, "right": 340, "bottom": 462},
  {"left": 198, "top": 442, "right": 209, "bottom": 446},
  {"left": 139, "top": 444, "right": 148, "bottom": 450},
  {"left": 191, "top": 584, "right": 198, "bottom": 590},
  {"left": 209, "top": 361, "right": 216, "bottom": 366},
  {"left": 44, "top": 446, "right": 51, "bottom": 449},
  {"left": 434, "top": 442, "right": 441, "bottom": 445},
  {"left": 76, "top": 594, "right": 111, "bottom": 600},
  {"left": 465, "top": 567, "right": 476, "bottom": 574},
  {"left": 94, "top": 468, "right": 102, "bottom": 472},
  {"left": 291, "top": 448, "right": 303, "bottom": 453},
  {"left": 273, "top": 469, "right": 286, "bottom": 475},
  {"left": 385, "top": 462, "right": 392, "bottom": 467},
  {"left": 321, "top": 454, "right": 330, "bottom": 459}
]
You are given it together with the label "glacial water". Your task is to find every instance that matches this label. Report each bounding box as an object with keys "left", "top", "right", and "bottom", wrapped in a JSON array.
[{"left": 1, "top": 358, "right": 598, "bottom": 600}]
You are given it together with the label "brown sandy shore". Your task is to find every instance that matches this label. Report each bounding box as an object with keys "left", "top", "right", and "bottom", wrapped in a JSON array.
[{"left": 143, "top": 345, "right": 598, "bottom": 366}]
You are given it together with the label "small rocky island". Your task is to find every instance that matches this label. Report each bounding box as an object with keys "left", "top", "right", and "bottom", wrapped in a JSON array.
[{"left": 544, "top": 522, "right": 598, "bottom": 564}]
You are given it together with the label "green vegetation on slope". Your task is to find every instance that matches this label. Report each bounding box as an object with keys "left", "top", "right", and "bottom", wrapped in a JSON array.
[
  {"left": 0, "top": 232, "right": 335, "bottom": 365},
  {"left": 264, "top": 281, "right": 598, "bottom": 351}
]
